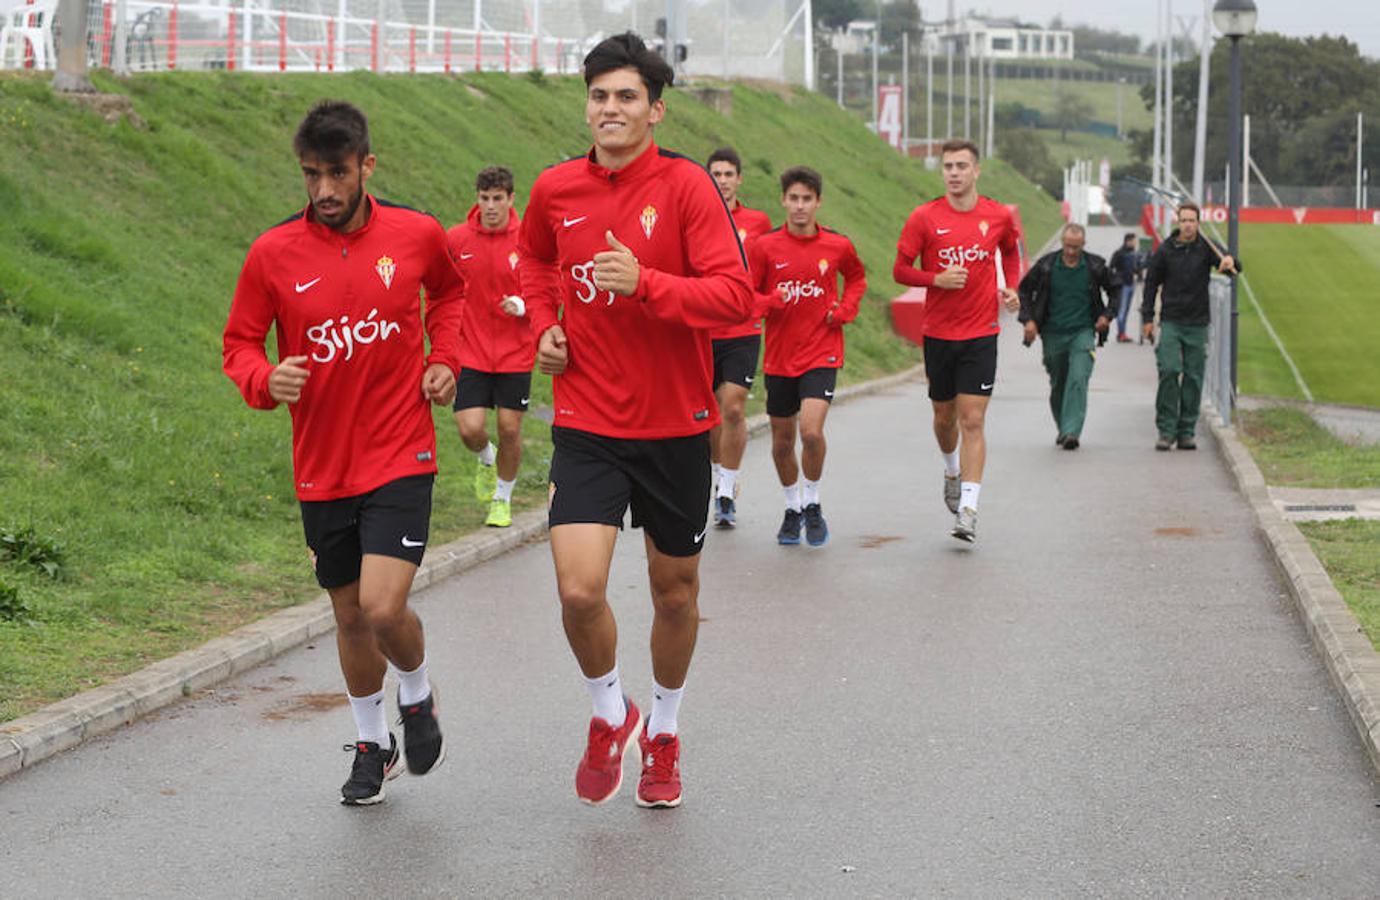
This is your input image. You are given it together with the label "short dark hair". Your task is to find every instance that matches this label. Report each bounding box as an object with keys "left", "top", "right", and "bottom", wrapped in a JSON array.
[
  {"left": 1176, "top": 202, "right": 1201, "bottom": 220},
  {"left": 294, "top": 100, "right": 370, "bottom": 162},
  {"left": 583, "top": 32, "right": 675, "bottom": 103},
  {"left": 1124, "top": 232, "right": 1137, "bottom": 242},
  {"left": 939, "top": 138, "right": 980, "bottom": 161},
  {"left": 780, "top": 165, "right": 822, "bottom": 198},
  {"left": 475, "top": 165, "right": 514, "bottom": 194},
  {"left": 706, "top": 147, "right": 742, "bottom": 174}
]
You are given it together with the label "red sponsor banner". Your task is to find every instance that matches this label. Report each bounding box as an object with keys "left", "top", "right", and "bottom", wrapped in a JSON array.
[{"left": 1142, "top": 205, "right": 1380, "bottom": 247}]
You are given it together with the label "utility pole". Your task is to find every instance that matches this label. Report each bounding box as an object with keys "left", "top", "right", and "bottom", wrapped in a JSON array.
[
  {"left": 54, "top": 0, "right": 95, "bottom": 91},
  {"left": 1192, "top": 0, "right": 1211, "bottom": 202},
  {"left": 1152, "top": 0, "right": 1164, "bottom": 231},
  {"left": 902, "top": 30, "right": 910, "bottom": 151},
  {"left": 926, "top": 29, "right": 934, "bottom": 155},
  {"left": 1164, "top": 0, "right": 1175, "bottom": 196}
]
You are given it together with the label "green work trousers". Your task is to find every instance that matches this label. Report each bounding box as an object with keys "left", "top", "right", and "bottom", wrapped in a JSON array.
[
  {"left": 1041, "top": 328, "right": 1096, "bottom": 439},
  {"left": 1155, "top": 320, "right": 1208, "bottom": 439}
]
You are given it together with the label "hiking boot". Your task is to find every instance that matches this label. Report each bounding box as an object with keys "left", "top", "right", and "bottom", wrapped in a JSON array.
[
  {"left": 803, "top": 503, "right": 829, "bottom": 547},
  {"left": 340, "top": 734, "right": 403, "bottom": 805},
  {"left": 1155, "top": 436, "right": 1174, "bottom": 451},
  {"left": 951, "top": 506, "right": 977, "bottom": 543},
  {"left": 1177, "top": 436, "right": 1197, "bottom": 450},
  {"left": 713, "top": 496, "right": 736, "bottom": 529},
  {"left": 575, "top": 697, "right": 642, "bottom": 805},
  {"left": 943, "top": 473, "right": 960, "bottom": 513},
  {"left": 397, "top": 688, "right": 446, "bottom": 776},
  {"left": 635, "top": 727, "right": 682, "bottom": 809},
  {"left": 776, "top": 508, "right": 803, "bottom": 545},
  {"left": 485, "top": 498, "right": 512, "bottom": 527}
]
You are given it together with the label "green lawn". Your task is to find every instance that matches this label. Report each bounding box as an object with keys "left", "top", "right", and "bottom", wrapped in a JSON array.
[
  {"left": 1237, "top": 408, "right": 1380, "bottom": 488},
  {"left": 1236, "top": 224, "right": 1380, "bottom": 407},
  {"left": 1298, "top": 520, "right": 1380, "bottom": 650},
  {"left": 0, "top": 70, "right": 1059, "bottom": 721},
  {"left": 992, "top": 76, "right": 1152, "bottom": 133}
]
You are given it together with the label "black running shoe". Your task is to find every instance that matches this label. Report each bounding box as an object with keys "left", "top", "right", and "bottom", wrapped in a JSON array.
[
  {"left": 714, "top": 495, "right": 736, "bottom": 529},
  {"left": 777, "top": 508, "right": 803, "bottom": 545},
  {"left": 397, "top": 688, "right": 446, "bottom": 775},
  {"left": 340, "top": 733, "right": 402, "bottom": 805},
  {"left": 803, "top": 503, "right": 829, "bottom": 547}
]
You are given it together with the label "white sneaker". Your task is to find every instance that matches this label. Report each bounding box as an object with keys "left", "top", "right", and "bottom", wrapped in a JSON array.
[
  {"left": 951, "top": 506, "right": 977, "bottom": 543},
  {"left": 943, "top": 473, "right": 960, "bottom": 514}
]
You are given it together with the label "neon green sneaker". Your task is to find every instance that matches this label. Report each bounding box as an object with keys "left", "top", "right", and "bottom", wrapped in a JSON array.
[
  {"left": 474, "top": 462, "right": 497, "bottom": 502},
  {"left": 484, "top": 499, "right": 512, "bottom": 528}
]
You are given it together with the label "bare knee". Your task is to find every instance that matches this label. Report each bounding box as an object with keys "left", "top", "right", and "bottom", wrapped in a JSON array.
[
  {"left": 497, "top": 420, "right": 522, "bottom": 447},
  {"left": 457, "top": 419, "right": 488, "bottom": 448},
  {"left": 558, "top": 579, "right": 608, "bottom": 621},
  {"left": 360, "top": 600, "right": 406, "bottom": 635},
  {"left": 722, "top": 405, "right": 746, "bottom": 429},
  {"left": 771, "top": 437, "right": 795, "bottom": 464},
  {"left": 649, "top": 568, "right": 698, "bottom": 618}
]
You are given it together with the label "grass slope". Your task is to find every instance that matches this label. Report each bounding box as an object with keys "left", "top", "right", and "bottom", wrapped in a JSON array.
[
  {"left": 0, "top": 71, "right": 1059, "bottom": 721},
  {"left": 1236, "top": 224, "right": 1380, "bottom": 407}
]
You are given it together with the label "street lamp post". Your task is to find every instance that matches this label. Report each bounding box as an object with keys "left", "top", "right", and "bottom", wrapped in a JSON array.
[{"left": 1212, "top": 0, "right": 1256, "bottom": 410}]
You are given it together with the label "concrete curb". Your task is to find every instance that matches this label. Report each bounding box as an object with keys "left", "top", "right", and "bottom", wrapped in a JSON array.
[
  {"left": 1206, "top": 406, "right": 1380, "bottom": 776},
  {"left": 0, "top": 363, "right": 922, "bottom": 781}
]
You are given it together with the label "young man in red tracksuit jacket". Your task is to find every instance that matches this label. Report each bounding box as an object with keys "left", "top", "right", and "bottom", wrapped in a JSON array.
[
  {"left": 447, "top": 165, "right": 535, "bottom": 528},
  {"left": 892, "top": 138, "right": 1022, "bottom": 544},
  {"left": 705, "top": 145, "right": 773, "bottom": 529},
  {"left": 518, "top": 32, "right": 752, "bottom": 810},
  {"left": 750, "top": 166, "right": 867, "bottom": 549},
  {"left": 222, "top": 101, "right": 461, "bottom": 806}
]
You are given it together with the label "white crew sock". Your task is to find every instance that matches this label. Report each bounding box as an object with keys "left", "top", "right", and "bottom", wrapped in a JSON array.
[
  {"left": 395, "top": 655, "right": 431, "bottom": 706},
  {"left": 942, "top": 448, "right": 961, "bottom": 477},
  {"left": 584, "top": 665, "right": 625, "bottom": 726},
  {"left": 802, "top": 478, "right": 821, "bottom": 507},
  {"left": 783, "top": 480, "right": 802, "bottom": 512},
  {"left": 476, "top": 441, "right": 496, "bottom": 467},
  {"left": 718, "top": 467, "right": 738, "bottom": 499},
  {"left": 647, "top": 680, "right": 684, "bottom": 737},
  {"left": 712, "top": 462, "right": 722, "bottom": 492},
  {"left": 348, "top": 689, "right": 389, "bottom": 747},
  {"left": 494, "top": 477, "right": 515, "bottom": 502},
  {"left": 959, "top": 481, "right": 982, "bottom": 511}
]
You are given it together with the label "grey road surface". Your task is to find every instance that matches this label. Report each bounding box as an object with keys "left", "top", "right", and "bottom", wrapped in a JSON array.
[{"left": 3, "top": 228, "right": 1379, "bottom": 896}]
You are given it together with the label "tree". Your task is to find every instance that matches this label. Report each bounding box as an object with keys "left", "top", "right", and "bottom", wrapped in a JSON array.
[
  {"left": 878, "top": 0, "right": 920, "bottom": 54},
  {"left": 1051, "top": 91, "right": 1092, "bottom": 141},
  {"left": 997, "top": 128, "right": 1062, "bottom": 196},
  {"left": 814, "top": 0, "right": 863, "bottom": 31}
]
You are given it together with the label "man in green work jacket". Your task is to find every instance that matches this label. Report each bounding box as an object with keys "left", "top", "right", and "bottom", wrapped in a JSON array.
[
  {"left": 1017, "top": 222, "right": 1114, "bottom": 450},
  {"left": 1141, "top": 202, "right": 1240, "bottom": 450}
]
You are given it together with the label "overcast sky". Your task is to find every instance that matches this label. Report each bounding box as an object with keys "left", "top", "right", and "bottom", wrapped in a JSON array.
[{"left": 968, "top": 1, "right": 1380, "bottom": 60}]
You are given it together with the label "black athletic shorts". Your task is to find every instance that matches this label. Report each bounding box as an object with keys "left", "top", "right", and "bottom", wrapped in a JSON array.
[
  {"left": 923, "top": 334, "right": 998, "bottom": 401},
  {"left": 299, "top": 474, "right": 434, "bottom": 589},
  {"left": 548, "top": 426, "right": 710, "bottom": 558},
  {"left": 453, "top": 368, "right": 532, "bottom": 412},
  {"left": 712, "top": 335, "right": 761, "bottom": 391},
  {"left": 764, "top": 367, "right": 838, "bottom": 417}
]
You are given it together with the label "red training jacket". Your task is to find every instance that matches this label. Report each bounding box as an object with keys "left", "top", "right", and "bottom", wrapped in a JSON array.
[
  {"left": 749, "top": 225, "right": 867, "bottom": 377},
  {"left": 893, "top": 195, "right": 1022, "bottom": 341},
  {"left": 223, "top": 197, "right": 465, "bottom": 501},
  {"left": 710, "top": 202, "right": 774, "bottom": 341},
  {"left": 519, "top": 143, "right": 754, "bottom": 439},
  {"left": 447, "top": 205, "right": 535, "bottom": 374}
]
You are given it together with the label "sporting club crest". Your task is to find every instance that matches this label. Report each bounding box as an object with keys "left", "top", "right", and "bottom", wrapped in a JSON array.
[
  {"left": 978, "top": 220, "right": 990, "bottom": 238},
  {"left": 375, "top": 255, "right": 396, "bottom": 289},
  {"left": 508, "top": 251, "right": 520, "bottom": 270},
  {"left": 818, "top": 258, "right": 829, "bottom": 276},
  {"left": 640, "top": 205, "right": 659, "bottom": 240}
]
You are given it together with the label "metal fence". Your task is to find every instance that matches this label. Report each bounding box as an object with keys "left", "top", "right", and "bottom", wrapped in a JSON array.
[
  {"left": 3, "top": 0, "right": 810, "bottom": 83},
  {"left": 1203, "top": 274, "right": 1234, "bottom": 425}
]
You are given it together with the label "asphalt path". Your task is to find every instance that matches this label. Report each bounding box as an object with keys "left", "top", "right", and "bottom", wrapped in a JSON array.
[{"left": 3, "top": 227, "right": 1379, "bottom": 896}]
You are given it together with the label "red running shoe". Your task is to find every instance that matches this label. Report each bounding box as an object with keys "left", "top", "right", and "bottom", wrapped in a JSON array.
[
  {"left": 635, "top": 727, "right": 682, "bottom": 809},
  {"left": 575, "top": 697, "right": 642, "bottom": 805}
]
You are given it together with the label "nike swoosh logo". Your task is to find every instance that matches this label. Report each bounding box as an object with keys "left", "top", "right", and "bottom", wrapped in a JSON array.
[
  {"left": 693, "top": 528, "right": 707, "bottom": 543},
  {"left": 774, "top": 262, "right": 790, "bottom": 269},
  {"left": 744, "top": 376, "right": 753, "bottom": 384},
  {"left": 981, "top": 383, "right": 994, "bottom": 390},
  {"left": 937, "top": 228, "right": 952, "bottom": 235},
  {"left": 459, "top": 253, "right": 474, "bottom": 260},
  {"left": 400, "top": 536, "right": 425, "bottom": 548},
  {"left": 563, "top": 216, "right": 588, "bottom": 228},
  {"left": 520, "top": 397, "right": 530, "bottom": 406},
  {"left": 294, "top": 277, "right": 322, "bottom": 293},
  {"left": 823, "top": 390, "right": 834, "bottom": 397}
]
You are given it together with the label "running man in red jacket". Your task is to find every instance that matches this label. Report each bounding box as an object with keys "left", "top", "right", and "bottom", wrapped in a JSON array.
[
  {"left": 893, "top": 139, "right": 1022, "bottom": 544},
  {"left": 705, "top": 146, "right": 773, "bottom": 529},
  {"left": 750, "top": 166, "right": 867, "bottom": 548},
  {"left": 519, "top": 32, "right": 753, "bottom": 809},
  {"left": 223, "top": 102, "right": 460, "bottom": 806},
  {"left": 447, "top": 166, "right": 535, "bottom": 529}
]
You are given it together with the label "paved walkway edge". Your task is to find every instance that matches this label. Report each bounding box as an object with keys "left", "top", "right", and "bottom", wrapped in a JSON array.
[
  {"left": 0, "top": 363, "right": 924, "bottom": 781},
  {"left": 1206, "top": 404, "right": 1380, "bottom": 776}
]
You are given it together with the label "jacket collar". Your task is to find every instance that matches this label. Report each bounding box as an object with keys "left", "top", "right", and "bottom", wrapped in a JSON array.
[{"left": 584, "top": 141, "right": 660, "bottom": 183}]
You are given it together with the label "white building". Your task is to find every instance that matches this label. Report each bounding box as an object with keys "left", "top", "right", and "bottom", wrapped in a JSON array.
[{"left": 924, "top": 17, "right": 1074, "bottom": 61}]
